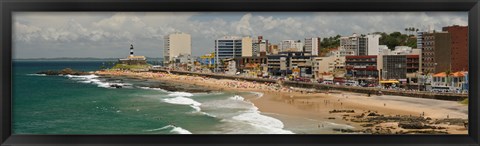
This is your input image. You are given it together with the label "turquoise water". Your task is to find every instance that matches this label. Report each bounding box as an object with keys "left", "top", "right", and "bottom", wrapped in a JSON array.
[{"left": 12, "top": 61, "right": 299, "bottom": 134}]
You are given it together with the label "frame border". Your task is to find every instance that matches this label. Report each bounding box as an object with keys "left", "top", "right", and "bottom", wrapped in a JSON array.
[{"left": 1, "top": 0, "right": 479, "bottom": 146}]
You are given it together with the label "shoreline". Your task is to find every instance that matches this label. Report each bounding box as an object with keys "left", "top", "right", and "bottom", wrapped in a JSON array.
[{"left": 95, "top": 70, "right": 468, "bottom": 134}]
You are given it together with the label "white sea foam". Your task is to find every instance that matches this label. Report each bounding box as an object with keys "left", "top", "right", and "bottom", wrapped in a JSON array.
[
  {"left": 202, "top": 94, "right": 293, "bottom": 134},
  {"left": 203, "top": 96, "right": 255, "bottom": 110},
  {"left": 163, "top": 96, "right": 202, "bottom": 112},
  {"left": 227, "top": 95, "right": 293, "bottom": 134},
  {"left": 170, "top": 126, "right": 193, "bottom": 134},
  {"left": 64, "top": 74, "right": 114, "bottom": 88},
  {"left": 168, "top": 92, "right": 194, "bottom": 97},
  {"left": 229, "top": 95, "right": 245, "bottom": 101},
  {"left": 145, "top": 125, "right": 192, "bottom": 134},
  {"left": 138, "top": 87, "right": 169, "bottom": 92},
  {"left": 231, "top": 112, "right": 294, "bottom": 134},
  {"left": 199, "top": 112, "right": 217, "bottom": 118},
  {"left": 26, "top": 74, "right": 46, "bottom": 76}
]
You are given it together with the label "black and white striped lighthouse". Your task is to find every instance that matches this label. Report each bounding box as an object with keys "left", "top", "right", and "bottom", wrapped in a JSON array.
[{"left": 130, "top": 44, "right": 134, "bottom": 57}]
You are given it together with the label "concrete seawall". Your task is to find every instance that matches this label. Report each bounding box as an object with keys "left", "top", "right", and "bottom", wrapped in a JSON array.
[{"left": 150, "top": 69, "right": 468, "bottom": 101}]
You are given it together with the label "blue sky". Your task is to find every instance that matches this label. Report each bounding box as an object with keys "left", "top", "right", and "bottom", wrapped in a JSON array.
[{"left": 13, "top": 12, "right": 468, "bottom": 59}]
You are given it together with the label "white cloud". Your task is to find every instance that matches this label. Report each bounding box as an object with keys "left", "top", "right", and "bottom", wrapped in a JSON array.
[
  {"left": 13, "top": 12, "right": 468, "bottom": 59},
  {"left": 235, "top": 13, "right": 253, "bottom": 36},
  {"left": 14, "top": 22, "right": 41, "bottom": 42}
]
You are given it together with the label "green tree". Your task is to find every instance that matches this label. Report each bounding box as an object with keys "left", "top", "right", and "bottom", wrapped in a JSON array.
[{"left": 445, "top": 69, "right": 452, "bottom": 86}]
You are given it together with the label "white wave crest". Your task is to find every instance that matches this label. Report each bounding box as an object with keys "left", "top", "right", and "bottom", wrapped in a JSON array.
[
  {"left": 229, "top": 95, "right": 245, "bottom": 101},
  {"left": 202, "top": 94, "right": 293, "bottom": 134},
  {"left": 171, "top": 126, "right": 192, "bottom": 134},
  {"left": 26, "top": 74, "right": 46, "bottom": 76},
  {"left": 163, "top": 97, "right": 202, "bottom": 112},
  {"left": 138, "top": 87, "right": 169, "bottom": 92},
  {"left": 168, "top": 92, "right": 194, "bottom": 97},
  {"left": 231, "top": 112, "right": 294, "bottom": 134},
  {"left": 145, "top": 125, "right": 192, "bottom": 134},
  {"left": 64, "top": 74, "right": 114, "bottom": 88}
]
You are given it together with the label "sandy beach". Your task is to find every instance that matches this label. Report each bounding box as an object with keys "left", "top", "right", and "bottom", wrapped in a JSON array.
[{"left": 96, "top": 70, "right": 468, "bottom": 134}]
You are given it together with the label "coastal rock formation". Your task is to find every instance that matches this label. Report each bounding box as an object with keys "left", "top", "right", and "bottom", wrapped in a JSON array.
[
  {"left": 37, "top": 68, "right": 91, "bottom": 76},
  {"left": 329, "top": 109, "right": 355, "bottom": 113},
  {"left": 398, "top": 121, "right": 435, "bottom": 129},
  {"left": 335, "top": 110, "right": 458, "bottom": 134}
]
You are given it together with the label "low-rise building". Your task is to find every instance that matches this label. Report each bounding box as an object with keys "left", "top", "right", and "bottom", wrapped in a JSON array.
[
  {"left": 431, "top": 71, "right": 468, "bottom": 93},
  {"left": 235, "top": 56, "right": 268, "bottom": 76},
  {"left": 312, "top": 56, "right": 345, "bottom": 80},
  {"left": 173, "top": 54, "right": 195, "bottom": 71},
  {"left": 267, "top": 51, "right": 313, "bottom": 77},
  {"left": 345, "top": 55, "right": 378, "bottom": 84}
]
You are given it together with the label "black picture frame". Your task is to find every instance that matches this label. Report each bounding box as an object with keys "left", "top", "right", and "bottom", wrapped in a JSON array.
[{"left": 1, "top": 0, "right": 479, "bottom": 146}]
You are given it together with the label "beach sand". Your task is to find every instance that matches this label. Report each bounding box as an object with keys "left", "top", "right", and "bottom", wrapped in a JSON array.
[{"left": 96, "top": 70, "right": 468, "bottom": 134}]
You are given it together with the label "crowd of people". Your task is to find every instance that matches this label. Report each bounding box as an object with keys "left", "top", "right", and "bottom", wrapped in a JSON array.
[{"left": 96, "top": 70, "right": 309, "bottom": 93}]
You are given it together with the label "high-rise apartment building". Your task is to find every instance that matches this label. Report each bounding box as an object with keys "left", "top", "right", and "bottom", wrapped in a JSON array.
[
  {"left": 340, "top": 33, "right": 380, "bottom": 56},
  {"left": 420, "top": 31, "right": 452, "bottom": 74},
  {"left": 305, "top": 37, "right": 321, "bottom": 56},
  {"left": 215, "top": 36, "right": 252, "bottom": 60},
  {"left": 163, "top": 32, "right": 192, "bottom": 63},
  {"left": 442, "top": 25, "right": 468, "bottom": 72}
]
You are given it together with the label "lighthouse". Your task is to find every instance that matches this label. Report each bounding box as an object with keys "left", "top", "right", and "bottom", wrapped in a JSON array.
[
  {"left": 119, "top": 44, "right": 146, "bottom": 66},
  {"left": 130, "top": 44, "right": 134, "bottom": 57}
]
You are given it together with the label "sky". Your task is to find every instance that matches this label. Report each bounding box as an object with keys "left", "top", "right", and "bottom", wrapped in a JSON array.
[{"left": 13, "top": 12, "right": 468, "bottom": 59}]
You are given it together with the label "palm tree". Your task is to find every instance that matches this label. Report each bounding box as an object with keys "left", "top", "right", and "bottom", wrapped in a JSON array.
[
  {"left": 445, "top": 69, "right": 452, "bottom": 87},
  {"left": 410, "top": 27, "right": 415, "bottom": 36}
]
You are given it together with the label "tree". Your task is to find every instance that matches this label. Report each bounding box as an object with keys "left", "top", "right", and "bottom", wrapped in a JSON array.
[
  {"left": 379, "top": 31, "right": 417, "bottom": 49},
  {"left": 390, "top": 32, "right": 402, "bottom": 37},
  {"left": 445, "top": 69, "right": 452, "bottom": 86}
]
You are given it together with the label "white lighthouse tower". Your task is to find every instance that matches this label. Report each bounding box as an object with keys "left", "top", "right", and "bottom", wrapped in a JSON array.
[{"left": 130, "top": 44, "right": 134, "bottom": 57}]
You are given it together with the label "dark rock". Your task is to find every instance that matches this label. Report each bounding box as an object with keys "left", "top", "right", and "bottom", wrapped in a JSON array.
[
  {"left": 398, "top": 121, "right": 435, "bottom": 129},
  {"left": 329, "top": 109, "right": 355, "bottom": 113},
  {"left": 37, "top": 68, "right": 91, "bottom": 76},
  {"left": 434, "top": 118, "right": 467, "bottom": 126},
  {"left": 397, "top": 130, "right": 448, "bottom": 134},
  {"left": 360, "top": 123, "right": 374, "bottom": 127}
]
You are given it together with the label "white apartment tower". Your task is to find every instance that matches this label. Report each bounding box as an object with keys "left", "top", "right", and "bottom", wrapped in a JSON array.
[
  {"left": 305, "top": 37, "right": 321, "bottom": 56},
  {"left": 280, "top": 40, "right": 303, "bottom": 52},
  {"left": 164, "top": 32, "right": 192, "bottom": 63},
  {"left": 366, "top": 34, "right": 381, "bottom": 55},
  {"left": 340, "top": 33, "right": 380, "bottom": 56}
]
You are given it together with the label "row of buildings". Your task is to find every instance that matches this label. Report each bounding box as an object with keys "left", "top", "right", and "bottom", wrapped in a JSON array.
[{"left": 161, "top": 25, "right": 468, "bottom": 92}]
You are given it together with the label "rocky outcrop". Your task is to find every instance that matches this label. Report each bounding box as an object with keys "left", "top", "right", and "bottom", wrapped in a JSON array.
[
  {"left": 37, "top": 68, "right": 91, "bottom": 75},
  {"left": 329, "top": 109, "right": 355, "bottom": 113},
  {"left": 398, "top": 121, "right": 436, "bottom": 129}
]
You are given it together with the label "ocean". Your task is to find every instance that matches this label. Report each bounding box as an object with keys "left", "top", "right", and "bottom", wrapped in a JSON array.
[
  {"left": 13, "top": 61, "right": 358, "bottom": 134},
  {"left": 12, "top": 60, "right": 302, "bottom": 134}
]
